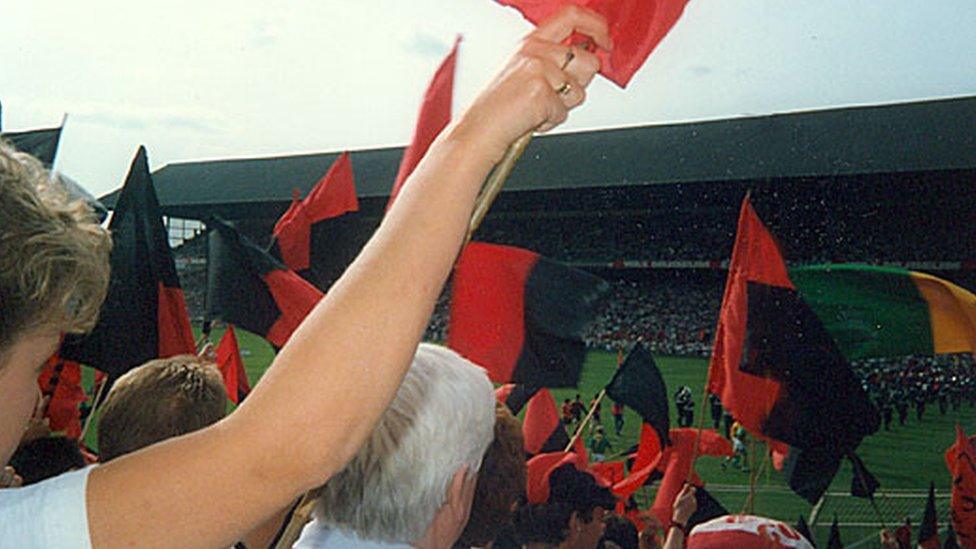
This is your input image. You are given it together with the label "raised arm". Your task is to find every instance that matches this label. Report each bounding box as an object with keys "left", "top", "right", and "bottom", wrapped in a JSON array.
[{"left": 86, "top": 7, "right": 609, "bottom": 548}]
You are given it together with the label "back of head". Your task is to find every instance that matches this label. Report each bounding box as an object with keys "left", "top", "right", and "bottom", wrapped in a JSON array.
[
  {"left": 455, "top": 402, "right": 527, "bottom": 548},
  {"left": 97, "top": 355, "right": 227, "bottom": 461},
  {"left": 600, "top": 514, "right": 638, "bottom": 549},
  {"left": 8, "top": 436, "right": 86, "bottom": 485},
  {"left": 0, "top": 139, "right": 110, "bottom": 357},
  {"left": 314, "top": 343, "right": 495, "bottom": 543}
]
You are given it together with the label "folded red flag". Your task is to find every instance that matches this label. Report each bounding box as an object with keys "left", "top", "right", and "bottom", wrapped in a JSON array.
[
  {"left": 523, "top": 389, "right": 571, "bottom": 456},
  {"left": 216, "top": 325, "right": 251, "bottom": 405},
  {"left": 386, "top": 36, "right": 460, "bottom": 210},
  {"left": 650, "top": 428, "right": 731, "bottom": 528},
  {"left": 495, "top": 0, "right": 691, "bottom": 87},
  {"left": 270, "top": 151, "right": 362, "bottom": 292},
  {"left": 449, "top": 242, "right": 608, "bottom": 387}
]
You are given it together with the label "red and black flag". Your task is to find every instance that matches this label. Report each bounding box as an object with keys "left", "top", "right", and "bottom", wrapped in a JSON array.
[
  {"left": 449, "top": 242, "right": 609, "bottom": 388},
  {"left": 648, "top": 429, "right": 731, "bottom": 528},
  {"left": 268, "top": 151, "right": 365, "bottom": 292},
  {"left": 523, "top": 389, "right": 571, "bottom": 456},
  {"left": 495, "top": 383, "right": 539, "bottom": 415},
  {"left": 919, "top": 482, "right": 940, "bottom": 549},
  {"left": 37, "top": 357, "right": 86, "bottom": 439},
  {"left": 386, "top": 36, "right": 459, "bottom": 210},
  {"left": 946, "top": 426, "right": 976, "bottom": 547},
  {"left": 827, "top": 516, "right": 842, "bottom": 549},
  {"left": 707, "top": 195, "right": 879, "bottom": 503},
  {"left": 61, "top": 147, "right": 196, "bottom": 377},
  {"left": 494, "top": 0, "right": 691, "bottom": 88},
  {"left": 207, "top": 217, "right": 323, "bottom": 349},
  {"left": 795, "top": 515, "right": 815, "bottom": 547},
  {"left": 605, "top": 343, "right": 671, "bottom": 446},
  {"left": 215, "top": 325, "right": 251, "bottom": 405}
]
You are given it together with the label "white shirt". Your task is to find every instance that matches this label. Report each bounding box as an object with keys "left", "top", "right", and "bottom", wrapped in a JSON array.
[
  {"left": 294, "top": 518, "right": 412, "bottom": 549},
  {"left": 0, "top": 466, "right": 93, "bottom": 549}
]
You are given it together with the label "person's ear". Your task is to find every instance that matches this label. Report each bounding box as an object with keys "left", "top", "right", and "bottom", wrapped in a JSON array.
[{"left": 445, "top": 465, "right": 476, "bottom": 524}]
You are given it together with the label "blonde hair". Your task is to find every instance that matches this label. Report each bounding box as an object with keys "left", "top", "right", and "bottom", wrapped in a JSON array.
[
  {"left": 97, "top": 355, "right": 228, "bottom": 461},
  {"left": 0, "top": 139, "right": 111, "bottom": 353}
]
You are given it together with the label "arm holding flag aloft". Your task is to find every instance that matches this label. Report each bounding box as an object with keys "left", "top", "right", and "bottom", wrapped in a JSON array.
[{"left": 84, "top": 8, "right": 609, "bottom": 548}]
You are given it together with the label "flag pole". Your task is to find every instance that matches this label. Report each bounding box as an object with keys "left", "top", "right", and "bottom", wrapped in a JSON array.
[
  {"left": 273, "top": 496, "right": 319, "bottom": 549},
  {"left": 685, "top": 381, "right": 712, "bottom": 482},
  {"left": 79, "top": 373, "right": 110, "bottom": 441},
  {"left": 465, "top": 43, "right": 585, "bottom": 242},
  {"left": 565, "top": 388, "right": 607, "bottom": 452}
]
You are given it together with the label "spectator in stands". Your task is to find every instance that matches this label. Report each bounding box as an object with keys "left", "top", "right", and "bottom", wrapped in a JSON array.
[
  {"left": 514, "top": 463, "right": 617, "bottom": 549},
  {"left": 296, "top": 344, "right": 495, "bottom": 547},
  {"left": 0, "top": 8, "right": 608, "bottom": 545},
  {"left": 455, "top": 402, "right": 527, "bottom": 549},
  {"left": 7, "top": 436, "right": 86, "bottom": 485}
]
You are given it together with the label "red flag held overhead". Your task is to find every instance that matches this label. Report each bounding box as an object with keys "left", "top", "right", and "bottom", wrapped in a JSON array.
[{"left": 495, "top": 0, "right": 691, "bottom": 87}]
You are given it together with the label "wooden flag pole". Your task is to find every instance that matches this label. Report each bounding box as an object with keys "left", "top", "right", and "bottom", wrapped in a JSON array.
[
  {"left": 273, "top": 495, "right": 319, "bottom": 549},
  {"left": 79, "top": 374, "right": 110, "bottom": 441},
  {"left": 465, "top": 44, "right": 584, "bottom": 242},
  {"left": 565, "top": 388, "right": 607, "bottom": 452}
]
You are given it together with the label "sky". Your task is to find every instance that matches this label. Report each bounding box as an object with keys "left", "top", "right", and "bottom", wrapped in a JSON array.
[{"left": 2, "top": 0, "right": 975, "bottom": 198}]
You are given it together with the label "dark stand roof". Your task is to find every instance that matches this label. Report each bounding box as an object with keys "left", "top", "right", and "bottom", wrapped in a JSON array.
[{"left": 100, "top": 95, "right": 976, "bottom": 220}]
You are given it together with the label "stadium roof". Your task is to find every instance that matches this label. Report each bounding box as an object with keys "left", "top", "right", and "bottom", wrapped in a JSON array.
[{"left": 100, "top": 95, "right": 976, "bottom": 219}]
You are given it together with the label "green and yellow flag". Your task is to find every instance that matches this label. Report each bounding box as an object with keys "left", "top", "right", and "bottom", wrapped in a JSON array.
[{"left": 791, "top": 264, "right": 976, "bottom": 361}]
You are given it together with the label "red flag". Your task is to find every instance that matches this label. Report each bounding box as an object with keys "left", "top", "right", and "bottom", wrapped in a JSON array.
[
  {"left": 590, "top": 460, "right": 626, "bottom": 487},
  {"left": 946, "top": 425, "right": 976, "bottom": 546},
  {"left": 523, "top": 389, "right": 571, "bottom": 456},
  {"left": 650, "top": 429, "right": 731, "bottom": 528},
  {"left": 386, "top": 37, "right": 459, "bottom": 210},
  {"left": 495, "top": 0, "right": 691, "bottom": 87},
  {"left": 269, "top": 152, "right": 362, "bottom": 292},
  {"left": 37, "top": 357, "right": 86, "bottom": 439},
  {"left": 449, "top": 242, "right": 608, "bottom": 387},
  {"left": 707, "top": 197, "right": 791, "bottom": 443},
  {"left": 61, "top": 147, "right": 196, "bottom": 376},
  {"left": 706, "top": 196, "right": 878, "bottom": 504},
  {"left": 613, "top": 423, "right": 664, "bottom": 499},
  {"left": 272, "top": 151, "right": 358, "bottom": 273},
  {"left": 216, "top": 325, "right": 251, "bottom": 405},
  {"left": 208, "top": 217, "right": 324, "bottom": 349},
  {"left": 525, "top": 451, "right": 586, "bottom": 503}
]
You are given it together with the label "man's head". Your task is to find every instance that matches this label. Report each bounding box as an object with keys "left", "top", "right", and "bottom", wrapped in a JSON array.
[
  {"left": 314, "top": 343, "right": 495, "bottom": 546},
  {"left": 455, "top": 402, "right": 527, "bottom": 548},
  {"left": 97, "top": 355, "right": 227, "bottom": 461},
  {"left": 515, "top": 464, "right": 617, "bottom": 549},
  {"left": 0, "top": 140, "right": 110, "bottom": 464}
]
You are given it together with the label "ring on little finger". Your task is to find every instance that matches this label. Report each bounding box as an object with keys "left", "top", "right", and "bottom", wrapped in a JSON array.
[{"left": 555, "top": 82, "right": 573, "bottom": 96}]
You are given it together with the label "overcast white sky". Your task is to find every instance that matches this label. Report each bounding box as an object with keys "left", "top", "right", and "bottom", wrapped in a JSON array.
[{"left": 2, "top": 0, "right": 975, "bottom": 198}]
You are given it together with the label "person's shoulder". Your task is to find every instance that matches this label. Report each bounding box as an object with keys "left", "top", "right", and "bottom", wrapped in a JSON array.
[{"left": 0, "top": 466, "right": 94, "bottom": 548}]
